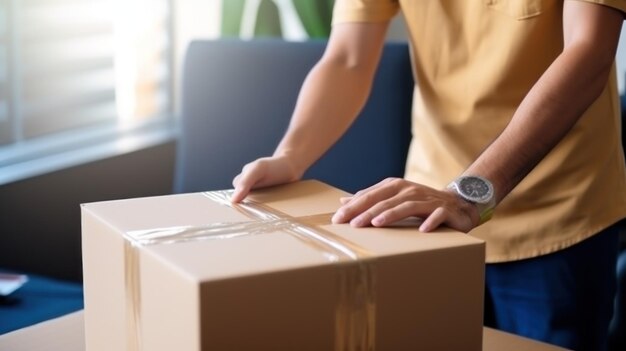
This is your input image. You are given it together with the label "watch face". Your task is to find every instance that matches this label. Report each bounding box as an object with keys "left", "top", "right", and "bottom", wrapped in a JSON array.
[{"left": 457, "top": 176, "right": 493, "bottom": 203}]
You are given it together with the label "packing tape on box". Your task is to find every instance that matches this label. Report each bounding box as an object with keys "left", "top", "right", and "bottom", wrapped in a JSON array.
[{"left": 123, "top": 190, "right": 376, "bottom": 351}]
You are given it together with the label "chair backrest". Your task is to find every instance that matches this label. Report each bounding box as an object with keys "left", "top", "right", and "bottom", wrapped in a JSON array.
[{"left": 175, "top": 39, "right": 414, "bottom": 194}]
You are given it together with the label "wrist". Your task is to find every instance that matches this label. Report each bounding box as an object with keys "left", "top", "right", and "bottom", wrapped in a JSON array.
[
  {"left": 447, "top": 175, "right": 496, "bottom": 226},
  {"left": 272, "top": 151, "right": 306, "bottom": 181},
  {"left": 445, "top": 188, "right": 482, "bottom": 228}
]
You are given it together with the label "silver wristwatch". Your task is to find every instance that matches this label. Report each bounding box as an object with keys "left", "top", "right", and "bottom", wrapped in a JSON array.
[{"left": 447, "top": 175, "right": 496, "bottom": 225}]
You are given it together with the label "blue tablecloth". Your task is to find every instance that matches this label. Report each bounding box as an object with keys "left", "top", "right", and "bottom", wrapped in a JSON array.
[{"left": 0, "top": 270, "right": 83, "bottom": 335}]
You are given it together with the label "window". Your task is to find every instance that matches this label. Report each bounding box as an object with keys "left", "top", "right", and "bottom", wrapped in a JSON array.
[
  {"left": 0, "top": 1, "right": 11, "bottom": 145},
  {"left": 0, "top": 0, "right": 173, "bottom": 182}
]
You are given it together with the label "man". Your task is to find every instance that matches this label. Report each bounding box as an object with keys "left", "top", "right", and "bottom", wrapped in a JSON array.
[{"left": 232, "top": 1, "right": 626, "bottom": 349}]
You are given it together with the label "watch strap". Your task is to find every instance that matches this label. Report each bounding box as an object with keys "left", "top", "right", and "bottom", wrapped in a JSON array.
[{"left": 476, "top": 203, "right": 495, "bottom": 225}]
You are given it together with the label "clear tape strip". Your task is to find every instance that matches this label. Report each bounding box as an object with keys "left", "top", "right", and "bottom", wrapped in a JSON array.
[
  {"left": 124, "top": 241, "right": 141, "bottom": 351},
  {"left": 123, "top": 190, "right": 376, "bottom": 351}
]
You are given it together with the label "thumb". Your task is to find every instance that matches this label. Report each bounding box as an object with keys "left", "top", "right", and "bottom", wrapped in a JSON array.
[
  {"left": 231, "top": 167, "right": 262, "bottom": 203},
  {"left": 231, "top": 180, "right": 252, "bottom": 203}
]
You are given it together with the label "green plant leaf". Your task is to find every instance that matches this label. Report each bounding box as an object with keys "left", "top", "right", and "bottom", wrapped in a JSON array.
[
  {"left": 292, "top": 0, "right": 334, "bottom": 38},
  {"left": 254, "top": 0, "right": 283, "bottom": 37},
  {"left": 221, "top": 0, "right": 246, "bottom": 36}
]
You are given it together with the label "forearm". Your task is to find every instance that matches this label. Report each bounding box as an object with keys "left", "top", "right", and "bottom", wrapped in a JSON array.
[
  {"left": 274, "top": 57, "right": 375, "bottom": 176},
  {"left": 330, "top": 1, "right": 625, "bottom": 233},
  {"left": 231, "top": 23, "right": 389, "bottom": 202},
  {"left": 466, "top": 9, "right": 622, "bottom": 203},
  {"left": 273, "top": 23, "right": 388, "bottom": 177}
]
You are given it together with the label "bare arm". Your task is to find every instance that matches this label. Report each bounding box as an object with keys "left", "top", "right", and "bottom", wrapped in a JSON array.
[
  {"left": 465, "top": 1, "right": 624, "bottom": 203},
  {"left": 232, "top": 22, "right": 389, "bottom": 202},
  {"left": 334, "top": 1, "right": 625, "bottom": 232}
]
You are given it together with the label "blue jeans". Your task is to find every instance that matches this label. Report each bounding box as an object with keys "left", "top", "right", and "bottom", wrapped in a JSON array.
[
  {"left": 608, "top": 248, "right": 626, "bottom": 351},
  {"left": 484, "top": 223, "right": 620, "bottom": 351}
]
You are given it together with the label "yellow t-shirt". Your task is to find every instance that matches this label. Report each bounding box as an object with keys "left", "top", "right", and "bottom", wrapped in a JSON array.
[{"left": 333, "top": 0, "right": 626, "bottom": 262}]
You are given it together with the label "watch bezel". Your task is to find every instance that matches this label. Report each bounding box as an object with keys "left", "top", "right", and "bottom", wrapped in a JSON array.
[{"left": 452, "top": 175, "right": 494, "bottom": 204}]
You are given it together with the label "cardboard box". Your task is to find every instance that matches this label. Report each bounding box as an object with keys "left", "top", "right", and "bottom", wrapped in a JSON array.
[{"left": 81, "top": 180, "right": 485, "bottom": 350}]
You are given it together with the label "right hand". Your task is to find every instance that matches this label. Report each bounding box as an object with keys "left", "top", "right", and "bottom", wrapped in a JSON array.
[{"left": 231, "top": 155, "right": 302, "bottom": 203}]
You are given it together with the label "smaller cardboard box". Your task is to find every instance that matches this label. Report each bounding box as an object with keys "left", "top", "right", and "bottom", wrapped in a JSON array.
[{"left": 81, "top": 180, "right": 485, "bottom": 350}]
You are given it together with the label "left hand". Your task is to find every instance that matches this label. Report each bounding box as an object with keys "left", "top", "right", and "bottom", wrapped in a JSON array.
[{"left": 331, "top": 177, "right": 480, "bottom": 233}]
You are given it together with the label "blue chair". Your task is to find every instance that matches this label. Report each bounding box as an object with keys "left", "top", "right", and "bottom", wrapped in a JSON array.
[{"left": 174, "top": 39, "right": 414, "bottom": 194}]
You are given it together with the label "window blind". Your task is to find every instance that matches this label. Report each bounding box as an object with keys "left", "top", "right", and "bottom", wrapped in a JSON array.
[
  {"left": 0, "top": 0, "right": 171, "bottom": 146},
  {"left": 0, "top": 0, "right": 12, "bottom": 145}
]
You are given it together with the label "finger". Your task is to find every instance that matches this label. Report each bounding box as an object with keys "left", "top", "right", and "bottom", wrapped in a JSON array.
[
  {"left": 231, "top": 184, "right": 252, "bottom": 203},
  {"left": 232, "top": 173, "right": 242, "bottom": 188},
  {"left": 419, "top": 207, "right": 448, "bottom": 232},
  {"left": 371, "top": 201, "right": 426, "bottom": 227},
  {"left": 332, "top": 182, "right": 403, "bottom": 224},
  {"left": 351, "top": 177, "right": 398, "bottom": 199},
  {"left": 340, "top": 179, "right": 393, "bottom": 203},
  {"left": 339, "top": 196, "right": 352, "bottom": 204},
  {"left": 231, "top": 165, "right": 263, "bottom": 203},
  {"left": 339, "top": 178, "right": 396, "bottom": 206},
  {"left": 231, "top": 174, "right": 245, "bottom": 203},
  {"left": 350, "top": 197, "right": 403, "bottom": 227}
]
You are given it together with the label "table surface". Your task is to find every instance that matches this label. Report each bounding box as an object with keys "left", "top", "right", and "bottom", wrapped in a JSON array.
[{"left": 0, "top": 311, "right": 569, "bottom": 351}]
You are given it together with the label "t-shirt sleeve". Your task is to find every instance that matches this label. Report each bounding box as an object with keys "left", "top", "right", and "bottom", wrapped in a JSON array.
[
  {"left": 573, "top": 0, "right": 626, "bottom": 15},
  {"left": 332, "top": 0, "right": 400, "bottom": 25}
]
